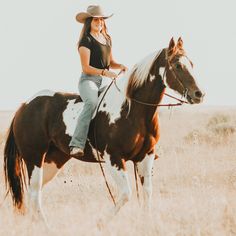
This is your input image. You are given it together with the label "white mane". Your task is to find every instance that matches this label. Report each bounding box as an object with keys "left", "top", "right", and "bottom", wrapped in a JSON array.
[{"left": 127, "top": 50, "right": 162, "bottom": 90}]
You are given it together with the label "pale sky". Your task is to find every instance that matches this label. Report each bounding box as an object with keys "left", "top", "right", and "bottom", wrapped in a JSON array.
[{"left": 0, "top": 0, "right": 235, "bottom": 110}]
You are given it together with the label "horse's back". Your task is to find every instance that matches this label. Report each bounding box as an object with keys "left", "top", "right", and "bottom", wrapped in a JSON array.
[
  {"left": 24, "top": 89, "right": 81, "bottom": 113},
  {"left": 13, "top": 90, "right": 82, "bottom": 146}
]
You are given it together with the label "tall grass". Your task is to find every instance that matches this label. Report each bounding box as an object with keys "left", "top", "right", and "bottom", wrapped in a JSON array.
[{"left": 0, "top": 107, "right": 236, "bottom": 235}]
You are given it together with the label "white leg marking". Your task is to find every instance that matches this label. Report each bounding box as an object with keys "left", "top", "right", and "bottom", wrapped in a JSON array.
[
  {"left": 62, "top": 99, "right": 84, "bottom": 136},
  {"left": 28, "top": 165, "right": 46, "bottom": 222},
  {"left": 105, "top": 153, "right": 132, "bottom": 215},
  {"left": 42, "top": 162, "right": 60, "bottom": 186},
  {"left": 97, "top": 152, "right": 132, "bottom": 228},
  {"left": 137, "top": 153, "right": 155, "bottom": 209}
]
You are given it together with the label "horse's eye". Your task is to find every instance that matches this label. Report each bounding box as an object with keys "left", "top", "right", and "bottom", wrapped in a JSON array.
[{"left": 176, "top": 64, "right": 182, "bottom": 69}]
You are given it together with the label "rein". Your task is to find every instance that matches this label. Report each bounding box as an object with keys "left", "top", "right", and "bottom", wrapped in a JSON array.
[
  {"left": 114, "top": 76, "right": 188, "bottom": 107},
  {"left": 130, "top": 93, "right": 188, "bottom": 107},
  {"left": 94, "top": 79, "right": 117, "bottom": 206},
  {"left": 93, "top": 70, "right": 125, "bottom": 206}
]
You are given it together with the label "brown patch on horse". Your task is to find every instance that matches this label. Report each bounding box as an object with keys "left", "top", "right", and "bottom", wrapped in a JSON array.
[{"left": 44, "top": 144, "right": 70, "bottom": 168}]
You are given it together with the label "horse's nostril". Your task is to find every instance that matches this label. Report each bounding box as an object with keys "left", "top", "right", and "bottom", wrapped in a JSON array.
[{"left": 195, "top": 90, "right": 202, "bottom": 98}]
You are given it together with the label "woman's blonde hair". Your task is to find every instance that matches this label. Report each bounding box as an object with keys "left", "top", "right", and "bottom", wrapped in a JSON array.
[{"left": 78, "top": 17, "right": 111, "bottom": 47}]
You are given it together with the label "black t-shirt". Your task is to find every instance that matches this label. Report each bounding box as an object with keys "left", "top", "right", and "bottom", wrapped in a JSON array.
[{"left": 79, "top": 34, "right": 111, "bottom": 69}]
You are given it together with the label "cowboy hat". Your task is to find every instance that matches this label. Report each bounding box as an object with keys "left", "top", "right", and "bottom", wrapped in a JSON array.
[{"left": 76, "top": 5, "right": 113, "bottom": 23}]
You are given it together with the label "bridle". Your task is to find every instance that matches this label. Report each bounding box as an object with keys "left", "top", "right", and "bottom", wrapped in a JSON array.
[
  {"left": 113, "top": 49, "right": 191, "bottom": 107},
  {"left": 164, "top": 49, "right": 194, "bottom": 103}
]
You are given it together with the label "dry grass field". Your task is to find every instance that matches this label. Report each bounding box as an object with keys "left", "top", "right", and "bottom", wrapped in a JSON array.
[{"left": 0, "top": 106, "right": 236, "bottom": 236}]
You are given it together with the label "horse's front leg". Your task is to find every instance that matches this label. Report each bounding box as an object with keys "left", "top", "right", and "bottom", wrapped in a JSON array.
[
  {"left": 98, "top": 154, "right": 131, "bottom": 228},
  {"left": 136, "top": 152, "right": 155, "bottom": 210},
  {"left": 107, "top": 157, "right": 132, "bottom": 215}
]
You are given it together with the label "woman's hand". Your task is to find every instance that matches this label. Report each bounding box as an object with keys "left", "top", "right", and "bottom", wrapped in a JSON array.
[
  {"left": 119, "top": 64, "right": 128, "bottom": 72},
  {"left": 104, "top": 69, "right": 118, "bottom": 79}
]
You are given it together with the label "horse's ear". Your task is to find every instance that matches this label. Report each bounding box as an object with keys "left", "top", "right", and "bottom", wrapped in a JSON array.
[
  {"left": 169, "top": 37, "right": 175, "bottom": 49},
  {"left": 168, "top": 37, "right": 176, "bottom": 55},
  {"left": 177, "top": 37, "right": 183, "bottom": 49}
]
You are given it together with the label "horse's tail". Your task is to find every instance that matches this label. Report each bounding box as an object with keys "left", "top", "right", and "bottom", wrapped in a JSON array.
[{"left": 4, "top": 117, "right": 26, "bottom": 211}]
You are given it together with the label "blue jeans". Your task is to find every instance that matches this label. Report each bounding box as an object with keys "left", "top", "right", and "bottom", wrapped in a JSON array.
[{"left": 69, "top": 73, "right": 102, "bottom": 149}]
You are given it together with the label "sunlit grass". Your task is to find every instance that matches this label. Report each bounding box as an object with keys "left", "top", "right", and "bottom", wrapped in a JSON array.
[{"left": 0, "top": 107, "right": 236, "bottom": 235}]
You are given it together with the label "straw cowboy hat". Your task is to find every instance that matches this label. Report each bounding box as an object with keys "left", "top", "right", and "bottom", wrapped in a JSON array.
[{"left": 76, "top": 5, "right": 113, "bottom": 23}]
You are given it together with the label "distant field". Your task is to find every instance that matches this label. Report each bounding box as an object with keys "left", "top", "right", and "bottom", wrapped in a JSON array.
[{"left": 0, "top": 106, "right": 236, "bottom": 236}]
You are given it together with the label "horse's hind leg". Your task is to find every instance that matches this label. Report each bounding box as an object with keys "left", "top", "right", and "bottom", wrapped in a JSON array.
[
  {"left": 25, "top": 146, "right": 70, "bottom": 227},
  {"left": 43, "top": 146, "right": 71, "bottom": 186},
  {"left": 136, "top": 153, "right": 155, "bottom": 210},
  {"left": 26, "top": 153, "right": 47, "bottom": 223}
]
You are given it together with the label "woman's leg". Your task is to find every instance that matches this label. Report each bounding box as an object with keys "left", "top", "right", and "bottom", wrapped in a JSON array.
[{"left": 69, "top": 79, "right": 99, "bottom": 150}]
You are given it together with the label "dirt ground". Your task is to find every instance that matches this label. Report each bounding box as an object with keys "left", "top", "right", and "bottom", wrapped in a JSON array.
[{"left": 0, "top": 106, "right": 236, "bottom": 236}]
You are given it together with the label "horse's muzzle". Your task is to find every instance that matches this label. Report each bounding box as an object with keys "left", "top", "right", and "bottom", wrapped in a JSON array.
[{"left": 187, "top": 90, "right": 205, "bottom": 104}]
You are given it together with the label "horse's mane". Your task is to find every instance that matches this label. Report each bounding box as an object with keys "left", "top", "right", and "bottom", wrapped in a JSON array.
[{"left": 126, "top": 50, "right": 162, "bottom": 99}]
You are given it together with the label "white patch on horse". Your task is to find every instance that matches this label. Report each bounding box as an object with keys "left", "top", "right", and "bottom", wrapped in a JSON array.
[
  {"left": 159, "top": 67, "right": 167, "bottom": 85},
  {"left": 98, "top": 77, "right": 127, "bottom": 124},
  {"left": 43, "top": 162, "right": 60, "bottom": 186},
  {"left": 149, "top": 75, "right": 156, "bottom": 82},
  {"left": 26, "top": 89, "right": 55, "bottom": 104},
  {"left": 137, "top": 154, "right": 155, "bottom": 178},
  {"left": 63, "top": 99, "right": 84, "bottom": 136},
  {"left": 103, "top": 151, "right": 132, "bottom": 216},
  {"left": 159, "top": 67, "right": 165, "bottom": 78},
  {"left": 136, "top": 153, "right": 155, "bottom": 209},
  {"left": 180, "top": 56, "right": 194, "bottom": 74},
  {"left": 28, "top": 165, "right": 46, "bottom": 221}
]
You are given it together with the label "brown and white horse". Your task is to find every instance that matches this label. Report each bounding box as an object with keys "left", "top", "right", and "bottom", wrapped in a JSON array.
[{"left": 4, "top": 37, "right": 204, "bottom": 223}]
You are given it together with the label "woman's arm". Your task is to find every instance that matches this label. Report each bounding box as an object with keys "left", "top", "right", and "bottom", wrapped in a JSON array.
[
  {"left": 110, "top": 50, "right": 128, "bottom": 72},
  {"left": 79, "top": 46, "right": 118, "bottom": 78},
  {"left": 79, "top": 46, "right": 103, "bottom": 75}
]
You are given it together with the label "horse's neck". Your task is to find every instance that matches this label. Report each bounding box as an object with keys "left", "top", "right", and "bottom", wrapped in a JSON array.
[
  {"left": 101, "top": 49, "right": 167, "bottom": 122},
  {"left": 128, "top": 77, "right": 165, "bottom": 123},
  {"left": 128, "top": 50, "right": 167, "bottom": 121}
]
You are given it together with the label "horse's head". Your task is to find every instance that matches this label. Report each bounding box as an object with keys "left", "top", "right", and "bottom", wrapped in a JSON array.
[{"left": 164, "top": 37, "right": 204, "bottom": 104}]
